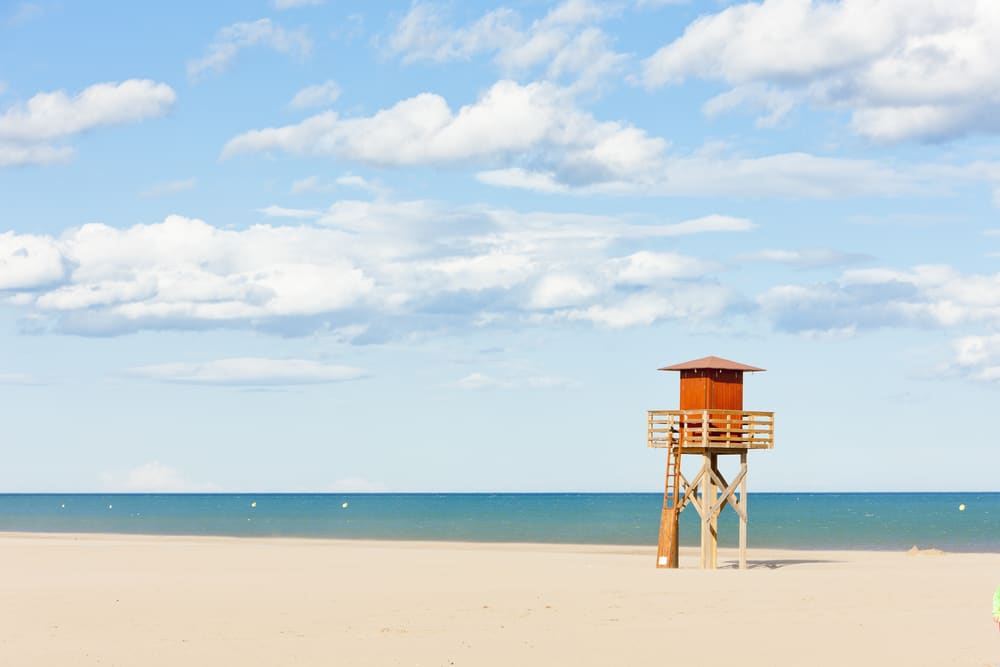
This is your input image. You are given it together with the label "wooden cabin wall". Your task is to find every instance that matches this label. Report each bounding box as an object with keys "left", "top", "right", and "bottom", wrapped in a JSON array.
[
  {"left": 679, "top": 371, "right": 708, "bottom": 410},
  {"left": 678, "top": 369, "right": 745, "bottom": 410},
  {"left": 708, "top": 370, "right": 743, "bottom": 410}
]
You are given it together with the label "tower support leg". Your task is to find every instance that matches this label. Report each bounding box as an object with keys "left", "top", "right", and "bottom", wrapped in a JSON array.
[
  {"left": 739, "top": 450, "right": 748, "bottom": 570},
  {"left": 709, "top": 453, "right": 720, "bottom": 569},
  {"left": 700, "top": 453, "right": 712, "bottom": 568}
]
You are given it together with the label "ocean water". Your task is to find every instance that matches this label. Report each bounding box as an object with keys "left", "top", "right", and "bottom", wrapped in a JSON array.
[{"left": 0, "top": 493, "right": 997, "bottom": 552}]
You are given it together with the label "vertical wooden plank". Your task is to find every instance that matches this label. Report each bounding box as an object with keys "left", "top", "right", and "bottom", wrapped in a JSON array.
[
  {"left": 656, "top": 507, "right": 677, "bottom": 568},
  {"left": 709, "top": 453, "right": 719, "bottom": 569},
  {"left": 702, "top": 452, "right": 714, "bottom": 569},
  {"left": 739, "top": 450, "right": 748, "bottom": 570},
  {"left": 699, "top": 454, "right": 709, "bottom": 568}
]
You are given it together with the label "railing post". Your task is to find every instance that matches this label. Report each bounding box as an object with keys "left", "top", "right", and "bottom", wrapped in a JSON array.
[{"left": 702, "top": 410, "right": 708, "bottom": 448}]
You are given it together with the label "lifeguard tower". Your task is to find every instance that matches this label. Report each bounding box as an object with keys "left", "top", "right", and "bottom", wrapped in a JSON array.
[{"left": 647, "top": 356, "right": 774, "bottom": 570}]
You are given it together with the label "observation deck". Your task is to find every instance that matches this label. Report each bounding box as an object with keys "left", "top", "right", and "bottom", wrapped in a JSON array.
[{"left": 647, "top": 409, "right": 774, "bottom": 453}]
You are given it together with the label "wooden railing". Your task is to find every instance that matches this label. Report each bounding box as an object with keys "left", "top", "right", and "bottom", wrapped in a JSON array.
[{"left": 647, "top": 409, "right": 774, "bottom": 450}]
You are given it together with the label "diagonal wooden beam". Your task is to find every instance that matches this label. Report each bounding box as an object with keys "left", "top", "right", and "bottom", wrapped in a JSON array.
[
  {"left": 679, "top": 463, "right": 708, "bottom": 517},
  {"left": 709, "top": 465, "right": 747, "bottom": 521}
]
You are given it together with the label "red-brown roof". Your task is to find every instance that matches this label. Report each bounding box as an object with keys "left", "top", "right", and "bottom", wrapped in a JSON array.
[{"left": 658, "top": 355, "right": 765, "bottom": 372}]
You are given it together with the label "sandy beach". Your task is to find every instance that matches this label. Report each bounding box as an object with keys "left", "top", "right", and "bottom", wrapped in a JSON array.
[{"left": 0, "top": 532, "right": 996, "bottom": 666}]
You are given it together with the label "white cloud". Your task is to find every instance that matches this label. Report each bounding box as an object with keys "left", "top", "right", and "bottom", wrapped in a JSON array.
[
  {"left": 0, "top": 231, "right": 66, "bottom": 289},
  {"left": 0, "top": 143, "right": 73, "bottom": 168},
  {"left": 476, "top": 168, "right": 569, "bottom": 193},
  {"left": 188, "top": 19, "right": 311, "bottom": 80},
  {"left": 953, "top": 335, "right": 1000, "bottom": 380},
  {"left": 385, "top": 1, "right": 627, "bottom": 90},
  {"left": 335, "top": 173, "right": 385, "bottom": 196},
  {"left": 22, "top": 205, "right": 997, "bottom": 346},
  {"left": 759, "top": 264, "right": 1000, "bottom": 335},
  {"left": 642, "top": 0, "right": 1000, "bottom": 142},
  {"left": 607, "top": 251, "right": 717, "bottom": 284},
  {"left": 291, "top": 175, "right": 335, "bottom": 194},
  {"left": 387, "top": 4, "right": 521, "bottom": 64},
  {"left": 101, "top": 461, "right": 220, "bottom": 492},
  {"left": 140, "top": 178, "right": 196, "bottom": 198},
  {"left": 456, "top": 371, "right": 575, "bottom": 390},
  {"left": 653, "top": 214, "right": 755, "bottom": 236},
  {"left": 456, "top": 372, "right": 507, "bottom": 389},
  {"left": 0, "top": 204, "right": 748, "bottom": 336},
  {"left": 547, "top": 27, "right": 628, "bottom": 91},
  {"left": 703, "top": 84, "right": 798, "bottom": 128},
  {"left": 947, "top": 334, "right": 1000, "bottom": 382},
  {"left": 3, "top": 215, "right": 374, "bottom": 333},
  {"left": 477, "top": 150, "right": 937, "bottom": 199},
  {"left": 740, "top": 248, "right": 871, "bottom": 269},
  {"left": 129, "top": 358, "right": 368, "bottom": 386},
  {"left": 272, "top": 0, "right": 324, "bottom": 9},
  {"left": 288, "top": 80, "right": 341, "bottom": 109},
  {"left": 257, "top": 204, "right": 320, "bottom": 219},
  {"left": 224, "top": 79, "right": 666, "bottom": 181},
  {"left": 0, "top": 80, "right": 176, "bottom": 167},
  {"left": 0, "top": 80, "right": 176, "bottom": 143},
  {"left": 290, "top": 173, "right": 386, "bottom": 195},
  {"left": 528, "top": 274, "right": 597, "bottom": 309},
  {"left": 563, "top": 286, "right": 733, "bottom": 328},
  {"left": 225, "top": 76, "right": 998, "bottom": 199}
]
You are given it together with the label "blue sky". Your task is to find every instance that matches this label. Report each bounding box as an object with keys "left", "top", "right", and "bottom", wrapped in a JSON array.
[{"left": 2, "top": 0, "right": 999, "bottom": 492}]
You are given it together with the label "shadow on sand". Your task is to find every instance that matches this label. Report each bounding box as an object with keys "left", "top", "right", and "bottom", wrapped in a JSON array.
[{"left": 719, "top": 558, "right": 838, "bottom": 570}]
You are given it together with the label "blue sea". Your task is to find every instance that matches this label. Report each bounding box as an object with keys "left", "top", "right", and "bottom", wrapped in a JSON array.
[{"left": 0, "top": 493, "right": 997, "bottom": 552}]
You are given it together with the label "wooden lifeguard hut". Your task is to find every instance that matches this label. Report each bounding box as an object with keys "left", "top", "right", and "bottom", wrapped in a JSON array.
[{"left": 647, "top": 355, "right": 774, "bottom": 570}]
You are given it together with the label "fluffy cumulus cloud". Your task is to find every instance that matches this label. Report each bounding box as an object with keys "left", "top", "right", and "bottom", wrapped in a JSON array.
[
  {"left": 225, "top": 78, "right": 978, "bottom": 198},
  {"left": 642, "top": 0, "right": 1000, "bottom": 142},
  {"left": 759, "top": 264, "right": 1000, "bottom": 336},
  {"left": 950, "top": 334, "right": 1000, "bottom": 382},
  {"left": 0, "top": 230, "right": 66, "bottom": 289},
  {"left": 0, "top": 80, "right": 176, "bottom": 167},
  {"left": 0, "top": 204, "right": 747, "bottom": 336},
  {"left": 385, "top": 0, "right": 627, "bottom": 90},
  {"left": 224, "top": 80, "right": 665, "bottom": 183},
  {"left": 129, "top": 358, "right": 368, "bottom": 386},
  {"left": 188, "top": 18, "right": 312, "bottom": 80}
]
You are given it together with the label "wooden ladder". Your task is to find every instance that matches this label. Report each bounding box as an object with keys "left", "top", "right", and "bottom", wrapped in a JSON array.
[{"left": 655, "top": 433, "right": 683, "bottom": 568}]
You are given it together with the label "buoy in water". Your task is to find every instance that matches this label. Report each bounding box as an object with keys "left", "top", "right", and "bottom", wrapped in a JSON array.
[
  {"left": 251, "top": 501, "right": 257, "bottom": 508},
  {"left": 959, "top": 504, "right": 966, "bottom": 511},
  {"left": 342, "top": 502, "right": 349, "bottom": 509}
]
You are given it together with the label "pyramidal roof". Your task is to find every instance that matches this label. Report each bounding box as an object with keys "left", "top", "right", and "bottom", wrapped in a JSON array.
[{"left": 658, "top": 355, "right": 765, "bottom": 372}]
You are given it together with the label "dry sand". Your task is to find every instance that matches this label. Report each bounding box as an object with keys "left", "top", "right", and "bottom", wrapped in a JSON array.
[{"left": 0, "top": 532, "right": 997, "bottom": 666}]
